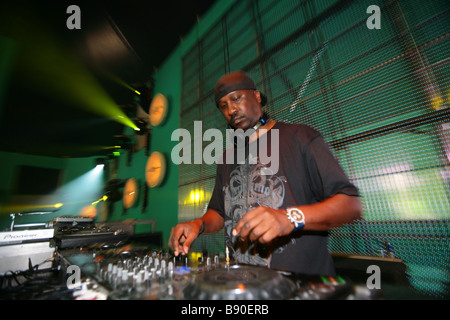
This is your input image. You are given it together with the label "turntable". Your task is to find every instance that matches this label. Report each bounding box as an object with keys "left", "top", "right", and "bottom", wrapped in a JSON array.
[{"left": 184, "top": 265, "right": 297, "bottom": 300}]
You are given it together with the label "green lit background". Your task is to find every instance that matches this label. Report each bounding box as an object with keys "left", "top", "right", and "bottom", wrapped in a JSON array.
[
  {"left": 0, "top": 0, "right": 448, "bottom": 299},
  {"left": 178, "top": 0, "right": 449, "bottom": 298}
]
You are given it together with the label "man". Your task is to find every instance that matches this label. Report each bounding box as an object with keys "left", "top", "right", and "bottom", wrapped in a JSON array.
[{"left": 169, "top": 71, "right": 361, "bottom": 275}]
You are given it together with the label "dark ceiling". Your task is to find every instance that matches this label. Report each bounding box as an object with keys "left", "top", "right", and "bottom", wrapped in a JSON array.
[{"left": 0, "top": 0, "right": 214, "bottom": 158}]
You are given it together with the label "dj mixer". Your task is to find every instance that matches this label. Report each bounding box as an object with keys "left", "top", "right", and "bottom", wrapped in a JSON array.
[
  {"left": 1, "top": 217, "right": 386, "bottom": 301},
  {"left": 56, "top": 244, "right": 358, "bottom": 300}
]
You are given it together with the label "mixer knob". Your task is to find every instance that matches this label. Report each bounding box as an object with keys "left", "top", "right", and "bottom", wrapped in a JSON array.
[
  {"left": 117, "top": 266, "right": 123, "bottom": 279},
  {"left": 119, "top": 270, "right": 128, "bottom": 288},
  {"left": 144, "top": 267, "right": 150, "bottom": 281},
  {"left": 134, "top": 270, "right": 144, "bottom": 286},
  {"left": 159, "top": 273, "right": 165, "bottom": 284},
  {"left": 167, "top": 284, "right": 174, "bottom": 296},
  {"left": 112, "top": 265, "right": 118, "bottom": 277},
  {"left": 167, "top": 261, "right": 174, "bottom": 278}
]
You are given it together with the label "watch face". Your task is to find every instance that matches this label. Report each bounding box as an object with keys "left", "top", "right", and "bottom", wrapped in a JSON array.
[
  {"left": 291, "top": 210, "right": 303, "bottom": 220},
  {"left": 145, "top": 151, "right": 166, "bottom": 188},
  {"left": 123, "top": 178, "right": 139, "bottom": 209},
  {"left": 149, "top": 93, "right": 168, "bottom": 127},
  {"left": 289, "top": 208, "right": 304, "bottom": 223}
]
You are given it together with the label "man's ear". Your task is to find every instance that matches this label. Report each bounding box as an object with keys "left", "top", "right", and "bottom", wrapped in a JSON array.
[{"left": 253, "top": 90, "right": 262, "bottom": 104}]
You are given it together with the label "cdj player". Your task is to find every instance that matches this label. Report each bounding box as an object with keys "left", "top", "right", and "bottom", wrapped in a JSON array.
[{"left": 56, "top": 244, "right": 369, "bottom": 301}]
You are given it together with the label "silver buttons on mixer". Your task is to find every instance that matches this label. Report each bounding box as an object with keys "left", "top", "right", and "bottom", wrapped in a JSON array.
[
  {"left": 98, "top": 250, "right": 217, "bottom": 299},
  {"left": 64, "top": 247, "right": 356, "bottom": 300},
  {"left": 96, "top": 250, "right": 230, "bottom": 299}
]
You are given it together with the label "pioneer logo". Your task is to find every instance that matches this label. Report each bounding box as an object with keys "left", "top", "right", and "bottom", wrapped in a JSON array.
[
  {"left": 2, "top": 233, "right": 42, "bottom": 240},
  {"left": 0, "top": 229, "right": 54, "bottom": 243}
]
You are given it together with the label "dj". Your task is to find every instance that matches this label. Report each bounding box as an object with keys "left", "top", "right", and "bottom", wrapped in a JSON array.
[{"left": 169, "top": 71, "right": 362, "bottom": 276}]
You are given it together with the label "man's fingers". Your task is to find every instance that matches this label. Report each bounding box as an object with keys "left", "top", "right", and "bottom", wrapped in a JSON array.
[
  {"left": 232, "top": 207, "right": 287, "bottom": 243},
  {"left": 232, "top": 210, "right": 262, "bottom": 239},
  {"left": 169, "top": 226, "right": 189, "bottom": 256},
  {"left": 169, "top": 221, "right": 203, "bottom": 256},
  {"left": 181, "top": 231, "right": 198, "bottom": 255}
]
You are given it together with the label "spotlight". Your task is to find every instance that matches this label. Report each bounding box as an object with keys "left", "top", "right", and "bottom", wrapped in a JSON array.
[
  {"left": 114, "top": 136, "right": 133, "bottom": 151},
  {"left": 103, "top": 179, "right": 125, "bottom": 202},
  {"left": 91, "top": 195, "right": 108, "bottom": 206},
  {"left": 134, "top": 119, "right": 148, "bottom": 136},
  {"left": 133, "top": 78, "right": 154, "bottom": 109},
  {"left": 95, "top": 158, "right": 106, "bottom": 168}
]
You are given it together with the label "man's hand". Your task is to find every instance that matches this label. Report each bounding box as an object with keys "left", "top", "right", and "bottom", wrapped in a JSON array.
[
  {"left": 169, "top": 219, "right": 203, "bottom": 256},
  {"left": 232, "top": 206, "right": 294, "bottom": 244},
  {"left": 232, "top": 194, "right": 362, "bottom": 242}
]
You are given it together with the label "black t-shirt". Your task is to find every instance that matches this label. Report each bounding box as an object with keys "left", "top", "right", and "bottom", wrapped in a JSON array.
[{"left": 207, "top": 122, "right": 359, "bottom": 275}]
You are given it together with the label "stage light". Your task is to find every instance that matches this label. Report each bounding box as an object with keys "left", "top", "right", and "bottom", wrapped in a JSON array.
[
  {"left": 97, "top": 69, "right": 143, "bottom": 98},
  {"left": 115, "top": 136, "right": 132, "bottom": 148},
  {"left": 134, "top": 119, "right": 148, "bottom": 136},
  {"left": 3, "top": 11, "right": 138, "bottom": 131},
  {"left": 103, "top": 179, "right": 126, "bottom": 203},
  {"left": 91, "top": 194, "right": 108, "bottom": 206},
  {"left": 80, "top": 204, "right": 97, "bottom": 218},
  {"left": 51, "top": 166, "right": 105, "bottom": 215},
  {"left": 1, "top": 166, "right": 106, "bottom": 217},
  {"left": 95, "top": 158, "right": 106, "bottom": 168},
  {"left": 0, "top": 203, "right": 64, "bottom": 214},
  {"left": 133, "top": 80, "right": 154, "bottom": 112},
  {"left": 189, "top": 189, "right": 205, "bottom": 203}
]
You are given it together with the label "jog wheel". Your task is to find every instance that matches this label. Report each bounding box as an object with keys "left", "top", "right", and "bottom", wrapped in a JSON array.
[{"left": 183, "top": 265, "right": 297, "bottom": 300}]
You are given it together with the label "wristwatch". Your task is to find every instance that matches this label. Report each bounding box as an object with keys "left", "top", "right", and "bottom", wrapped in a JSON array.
[{"left": 286, "top": 207, "right": 305, "bottom": 231}]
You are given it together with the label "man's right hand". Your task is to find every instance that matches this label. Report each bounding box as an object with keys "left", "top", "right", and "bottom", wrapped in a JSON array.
[{"left": 168, "top": 219, "right": 203, "bottom": 256}]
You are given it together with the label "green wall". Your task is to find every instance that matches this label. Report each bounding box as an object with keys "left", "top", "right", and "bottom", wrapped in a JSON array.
[
  {"left": 105, "top": 0, "right": 236, "bottom": 246},
  {"left": 0, "top": 0, "right": 235, "bottom": 249},
  {"left": 174, "top": 0, "right": 450, "bottom": 298}
]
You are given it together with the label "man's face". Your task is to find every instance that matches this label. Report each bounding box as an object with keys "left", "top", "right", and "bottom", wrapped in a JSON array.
[{"left": 217, "top": 89, "right": 263, "bottom": 130}]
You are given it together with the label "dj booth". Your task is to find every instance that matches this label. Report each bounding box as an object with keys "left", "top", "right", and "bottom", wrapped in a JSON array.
[{"left": 0, "top": 216, "right": 423, "bottom": 301}]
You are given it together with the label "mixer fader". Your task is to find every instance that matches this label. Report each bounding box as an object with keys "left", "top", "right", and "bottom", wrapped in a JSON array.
[{"left": 97, "top": 250, "right": 193, "bottom": 300}]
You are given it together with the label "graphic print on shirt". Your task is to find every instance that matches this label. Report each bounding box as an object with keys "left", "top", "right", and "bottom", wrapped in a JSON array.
[{"left": 223, "top": 157, "right": 286, "bottom": 267}]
